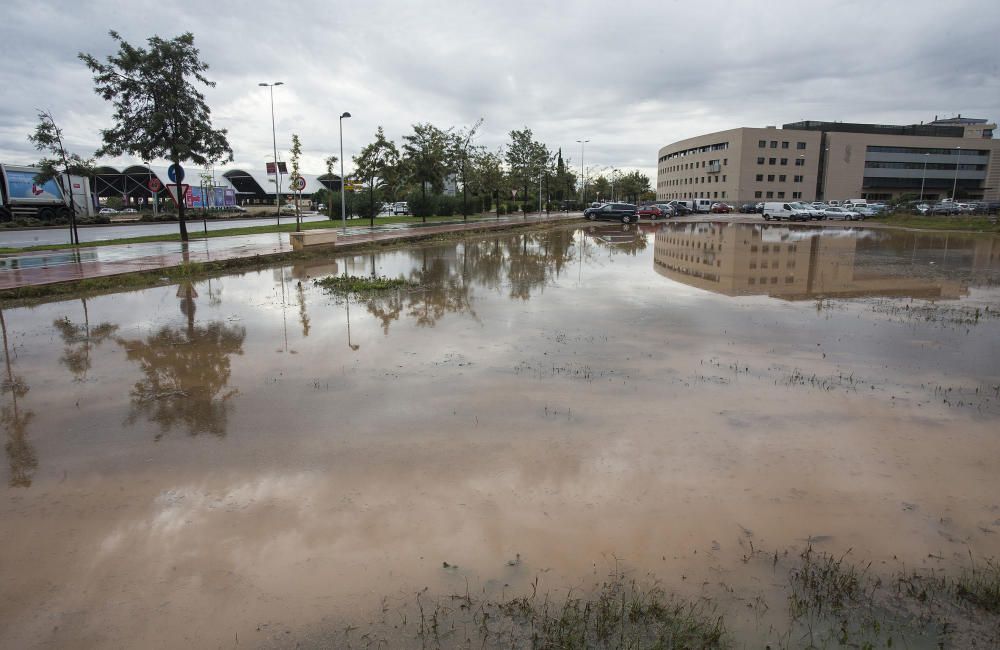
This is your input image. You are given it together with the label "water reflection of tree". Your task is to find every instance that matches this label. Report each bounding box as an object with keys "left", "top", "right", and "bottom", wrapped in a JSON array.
[
  {"left": 52, "top": 298, "right": 119, "bottom": 381},
  {"left": 1, "top": 309, "right": 36, "bottom": 487},
  {"left": 359, "top": 230, "right": 577, "bottom": 333},
  {"left": 117, "top": 282, "right": 247, "bottom": 439}
]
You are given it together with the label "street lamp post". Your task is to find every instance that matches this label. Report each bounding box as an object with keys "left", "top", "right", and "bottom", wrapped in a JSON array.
[
  {"left": 576, "top": 139, "right": 589, "bottom": 207},
  {"left": 951, "top": 146, "right": 962, "bottom": 201},
  {"left": 259, "top": 81, "right": 284, "bottom": 224},
  {"left": 919, "top": 153, "right": 929, "bottom": 202},
  {"left": 339, "top": 111, "right": 351, "bottom": 233}
]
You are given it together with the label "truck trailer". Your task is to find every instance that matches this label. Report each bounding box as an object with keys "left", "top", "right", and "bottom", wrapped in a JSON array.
[{"left": 0, "top": 164, "right": 96, "bottom": 222}]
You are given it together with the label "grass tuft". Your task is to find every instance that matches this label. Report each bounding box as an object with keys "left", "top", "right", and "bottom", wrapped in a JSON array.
[{"left": 313, "top": 274, "right": 416, "bottom": 295}]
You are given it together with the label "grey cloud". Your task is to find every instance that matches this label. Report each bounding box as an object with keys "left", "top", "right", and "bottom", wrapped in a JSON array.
[{"left": 1, "top": 0, "right": 997, "bottom": 183}]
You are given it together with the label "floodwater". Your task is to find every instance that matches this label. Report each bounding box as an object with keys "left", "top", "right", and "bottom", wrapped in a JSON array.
[{"left": 1, "top": 222, "right": 999, "bottom": 647}]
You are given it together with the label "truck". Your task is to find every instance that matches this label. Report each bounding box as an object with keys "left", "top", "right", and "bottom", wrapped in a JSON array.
[{"left": 0, "top": 163, "right": 96, "bottom": 223}]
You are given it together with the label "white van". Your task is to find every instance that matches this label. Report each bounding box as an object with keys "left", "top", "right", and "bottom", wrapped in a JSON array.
[
  {"left": 693, "top": 198, "right": 714, "bottom": 213},
  {"left": 843, "top": 199, "right": 867, "bottom": 207},
  {"left": 761, "top": 202, "right": 811, "bottom": 222}
]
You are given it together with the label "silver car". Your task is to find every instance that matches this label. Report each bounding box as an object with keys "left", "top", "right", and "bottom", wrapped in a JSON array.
[{"left": 823, "top": 206, "right": 861, "bottom": 220}]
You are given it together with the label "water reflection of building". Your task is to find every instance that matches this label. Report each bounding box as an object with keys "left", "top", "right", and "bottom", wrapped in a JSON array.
[{"left": 653, "top": 223, "right": 971, "bottom": 300}]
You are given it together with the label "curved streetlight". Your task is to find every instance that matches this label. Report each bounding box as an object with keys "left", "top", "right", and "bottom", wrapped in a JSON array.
[
  {"left": 259, "top": 82, "right": 285, "bottom": 223},
  {"left": 576, "top": 139, "right": 589, "bottom": 207},
  {"left": 339, "top": 111, "right": 352, "bottom": 232}
]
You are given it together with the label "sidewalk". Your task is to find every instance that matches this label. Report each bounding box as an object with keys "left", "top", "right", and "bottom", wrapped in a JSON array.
[{"left": 0, "top": 212, "right": 582, "bottom": 291}]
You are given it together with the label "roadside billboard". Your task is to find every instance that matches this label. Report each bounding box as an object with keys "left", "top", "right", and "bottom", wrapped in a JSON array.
[{"left": 3, "top": 167, "right": 64, "bottom": 203}]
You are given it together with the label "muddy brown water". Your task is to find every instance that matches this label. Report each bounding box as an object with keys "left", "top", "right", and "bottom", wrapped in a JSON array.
[{"left": 1, "top": 222, "right": 999, "bottom": 647}]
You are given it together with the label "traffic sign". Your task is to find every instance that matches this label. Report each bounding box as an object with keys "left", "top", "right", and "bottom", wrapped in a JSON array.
[
  {"left": 293, "top": 176, "right": 306, "bottom": 191},
  {"left": 164, "top": 183, "right": 191, "bottom": 207},
  {"left": 167, "top": 164, "right": 185, "bottom": 183},
  {"left": 148, "top": 178, "right": 162, "bottom": 192}
]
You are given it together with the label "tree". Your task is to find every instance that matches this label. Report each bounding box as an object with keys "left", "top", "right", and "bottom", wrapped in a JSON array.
[
  {"left": 80, "top": 31, "right": 233, "bottom": 242},
  {"left": 324, "top": 155, "right": 339, "bottom": 220},
  {"left": 473, "top": 148, "right": 505, "bottom": 218},
  {"left": 28, "top": 110, "right": 95, "bottom": 245},
  {"left": 452, "top": 118, "right": 484, "bottom": 218},
  {"left": 617, "top": 170, "right": 652, "bottom": 204},
  {"left": 353, "top": 126, "right": 401, "bottom": 227},
  {"left": 401, "top": 122, "right": 454, "bottom": 221},
  {"left": 289, "top": 134, "right": 303, "bottom": 230},
  {"left": 505, "top": 127, "right": 549, "bottom": 214}
]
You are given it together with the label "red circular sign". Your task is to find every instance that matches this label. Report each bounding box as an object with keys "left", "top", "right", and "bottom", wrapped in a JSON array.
[{"left": 148, "top": 178, "right": 162, "bottom": 191}]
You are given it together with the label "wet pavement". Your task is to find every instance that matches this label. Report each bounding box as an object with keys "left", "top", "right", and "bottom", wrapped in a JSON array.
[
  {"left": 1, "top": 221, "right": 999, "bottom": 648},
  {"left": 0, "top": 214, "right": 331, "bottom": 248},
  {"left": 0, "top": 212, "right": 582, "bottom": 290}
]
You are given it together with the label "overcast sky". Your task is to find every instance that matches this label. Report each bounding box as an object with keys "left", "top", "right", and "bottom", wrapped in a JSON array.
[{"left": 1, "top": 0, "right": 997, "bottom": 183}]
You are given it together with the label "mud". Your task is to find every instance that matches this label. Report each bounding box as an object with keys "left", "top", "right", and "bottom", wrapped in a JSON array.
[{"left": 1, "top": 222, "right": 998, "bottom": 647}]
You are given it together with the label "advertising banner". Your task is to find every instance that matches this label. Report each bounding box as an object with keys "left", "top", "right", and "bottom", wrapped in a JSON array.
[
  {"left": 223, "top": 188, "right": 236, "bottom": 207},
  {"left": 4, "top": 169, "right": 64, "bottom": 203}
]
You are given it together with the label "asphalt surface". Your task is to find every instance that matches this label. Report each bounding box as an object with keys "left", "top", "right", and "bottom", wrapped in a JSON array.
[{"left": 0, "top": 214, "right": 330, "bottom": 248}]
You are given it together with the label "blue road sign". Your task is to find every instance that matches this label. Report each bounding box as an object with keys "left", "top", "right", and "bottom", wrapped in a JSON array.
[{"left": 167, "top": 164, "right": 185, "bottom": 183}]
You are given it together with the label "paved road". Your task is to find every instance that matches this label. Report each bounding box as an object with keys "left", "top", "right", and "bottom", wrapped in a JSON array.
[{"left": 0, "top": 214, "right": 332, "bottom": 248}]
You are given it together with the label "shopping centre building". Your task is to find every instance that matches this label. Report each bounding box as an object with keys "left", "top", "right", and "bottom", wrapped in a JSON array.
[{"left": 655, "top": 115, "right": 1000, "bottom": 204}]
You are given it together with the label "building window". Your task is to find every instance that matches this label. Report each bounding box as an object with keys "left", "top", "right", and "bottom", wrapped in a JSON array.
[
  {"left": 721, "top": 191, "right": 726, "bottom": 198},
  {"left": 795, "top": 158, "right": 805, "bottom": 166},
  {"left": 770, "top": 141, "right": 777, "bottom": 148},
  {"left": 723, "top": 158, "right": 728, "bottom": 165},
  {"left": 757, "top": 157, "right": 765, "bottom": 164},
  {"left": 780, "top": 158, "right": 788, "bottom": 165},
  {"left": 758, "top": 140, "right": 766, "bottom": 148},
  {"left": 713, "top": 192, "right": 718, "bottom": 198},
  {"left": 781, "top": 141, "right": 789, "bottom": 149},
  {"left": 797, "top": 142, "right": 806, "bottom": 149},
  {"left": 722, "top": 175, "right": 726, "bottom": 182},
  {"left": 769, "top": 158, "right": 776, "bottom": 165},
  {"left": 756, "top": 174, "right": 763, "bottom": 181},
  {"left": 767, "top": 174, "right": 775, "bottom": 181},
  {"left": 779, "top": 175, "right": 786, "bottom": 182},
  {"left": 794, "top": 175, "right": 803, "bottom": 182},
  {"left": 754, "top": 191, "right": 762, "bottom": 198},
  {"left": 792, "top": 191, "right": 802, "bottom": 199},
  {"left": 777, "top": 191, "right": 785, "bottom": 198},
  {"left": 766, "top": 191, "right": 773, "bottom": 198}
]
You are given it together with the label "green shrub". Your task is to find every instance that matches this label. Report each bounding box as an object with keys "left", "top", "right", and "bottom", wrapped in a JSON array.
[
  {"left": 436, "top": 195, "right": 456, "bottom": 217},
  {"left": 407, "top": 193, "right": 436, "bottom": 218}
]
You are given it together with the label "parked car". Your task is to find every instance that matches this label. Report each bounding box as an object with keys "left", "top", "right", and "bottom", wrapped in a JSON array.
[
  {"left": 637, "top": 204, "right": 664, "bottom": 219},
  {"left": 316, "top": 203, "right": 327, "bottom": 211},
  {"left": 393, "top": 202, "right": 410, "bottom": 215},
  {"left": 668, "top": 201, "right": 694, "bottom": 216},
  {"left": 584, "top": 202, "right": 638, "bottom": 224},
  {"left": 279, "top": 204, "right": 298, "bottom": 215},
  {"left": 852, "top": 205, "right": 877, "bottom": 218},
  {"left": 739, "top": 203, "right": 759, "bottom": 213},
  {"left": 822, "top": 206, "right": 861, "bottom": 220},
  {"left": 930, "top": 203, "right": 959, "bottom": 215},
  {"left": 793, "top": 202, "right": 825, "bottom": 220},
  {"left": 120, "top": 208, "right": 138, "bottom": 214},
  {"left": 230, "top": 205, "right": 248, "bottom": 213},
  {"left": 710, "top": 202, "right": 733, "bottom": 214},
  {"left": 99, "top": 207, "right": 117, "bottom": 215},
  {"left": 914, "top": 203, "right": 930, "bottom": 215},
  {"left": 654, "top": 203, "right": 676, "bottom": 217}
]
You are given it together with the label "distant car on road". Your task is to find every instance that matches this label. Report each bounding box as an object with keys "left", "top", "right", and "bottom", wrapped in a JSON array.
[
  {"left": 99, "top": 207, "right": 117, "bottom": 215},
  {"left": 585, "top": 202, "right": 638, "bottom": 224},
  {"left": 392, "top": 202, "right": 409, "bottom": 215}
]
